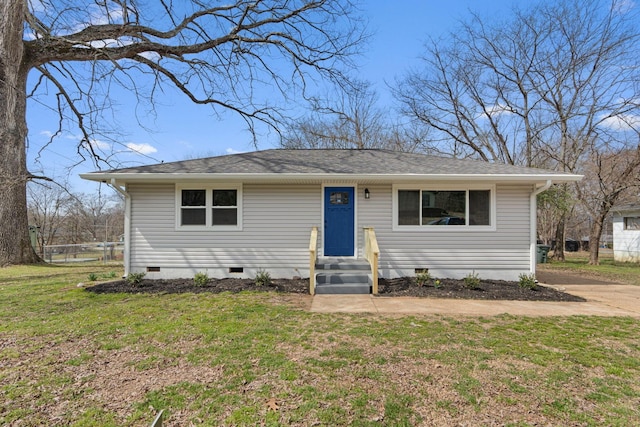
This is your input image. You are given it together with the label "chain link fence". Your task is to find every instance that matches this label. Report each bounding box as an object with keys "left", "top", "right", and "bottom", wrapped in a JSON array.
[{"left": 43, "top": 242, "right": 124, "bottom": 264}]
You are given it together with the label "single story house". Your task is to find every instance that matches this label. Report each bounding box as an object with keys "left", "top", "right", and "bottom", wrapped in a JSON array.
[
  {"left": 81, "top": 149, "right": 581, "bottom": 293},
  {"left": 612, "top": 205, "right": 640, "bottom": 262}
]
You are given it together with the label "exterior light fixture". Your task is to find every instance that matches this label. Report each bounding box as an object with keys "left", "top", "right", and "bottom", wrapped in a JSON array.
[{"left": 364, "top": 188, "right": 370, "bottom": 199}]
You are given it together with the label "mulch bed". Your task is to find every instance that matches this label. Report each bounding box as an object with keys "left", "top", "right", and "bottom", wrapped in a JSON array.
[
  {"left": 85, "top": 276, "right": 585, "bottom": 302},
  {"left": 377, "top": 277, "right": 585, "bottom": 302},
  {"left": 85, "top": 278, "right": 310, "bottom": 294}
]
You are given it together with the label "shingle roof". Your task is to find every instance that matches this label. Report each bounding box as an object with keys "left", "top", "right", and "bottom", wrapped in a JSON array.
[{"left": 88, "top": 149, "right": 577, "bottom": 177}]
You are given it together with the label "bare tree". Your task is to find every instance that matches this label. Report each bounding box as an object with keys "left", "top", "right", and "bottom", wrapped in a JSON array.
[
  {"left": 27, "top": 181, "right": 125, "bottom": 256},
  {"left": 27, "top": 182, "right": 73, "bottom": 257},
  {"left": 537, "top": 185, "right": 574, "bottom": 246},
  {"left": 394, "top": 0, "right": 640, "bottom": 261},
  {"left": 282, "top": 81, "right": 391, "bottom": 149},
  {"left": 393, "top": 8, "right": 547, "bottom": 165},
  {"left": 396, "top": 0, "right": 639, "bottom": 165},
  {"left": 281, "top": 80, "right": 433, "bottom": 153},
  {"left": 576, "top": 144, "right": 640, "bottom": 264},
  {"left": 0, "top": 0, "right": 366, "bottom": 265},
  {"left": 66, "top": 190, "right": 124, "bottom": 244}
]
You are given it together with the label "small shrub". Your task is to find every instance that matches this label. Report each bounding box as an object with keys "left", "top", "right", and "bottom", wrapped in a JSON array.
[
  {"left": 87, "top": 273, "right": 98, "bottom": 282},
  {"left": 126, "top": 272, "right": 146, "bottom": 286},
  {"left": 518, "top": 273, "right": 537, "bottom": 290},
  {"left": 415, "top": 270, "right": 432, "bottom": 287},
  {"left": 193, "top": 272, "right": 209, "bottom": 286},
  {"left": 433, "top": 279, "right": 442, "bottom": 289},
  {"left": 106, "top": 271, "right": 117, "bottom": 278},
  {"left": 463, "top": 272, "right": 481, "bottom": 289},
  {"left": 254, "top": 269, "right": 272, "bottom": 287}
]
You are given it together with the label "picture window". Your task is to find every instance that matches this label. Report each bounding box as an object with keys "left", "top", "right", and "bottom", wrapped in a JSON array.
[{"left": 396, "top": 187, "right": 492, "bottom": 228}]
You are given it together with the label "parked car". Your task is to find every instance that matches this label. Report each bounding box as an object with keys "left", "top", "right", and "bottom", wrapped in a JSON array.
[
  {"left": 427, "top": 216, "right": 466, "bottom": 225},
  {"left": 422, "top": 207, "right": 449, "bottom": 217},
  {"left": 550, "top": 239, "right": 580, "bottom": 252}
]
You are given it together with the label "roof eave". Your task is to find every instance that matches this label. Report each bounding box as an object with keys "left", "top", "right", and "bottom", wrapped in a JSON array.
[{"left": 80, "top": 172, "right": 583, "bottom": 184}]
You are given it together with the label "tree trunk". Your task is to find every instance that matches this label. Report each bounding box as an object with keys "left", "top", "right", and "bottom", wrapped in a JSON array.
[
  {"left": 0, "top": 1, "right": 40, "bottom": 266},
  {"left": 588, "top": 214, "right": 607, "bottom": 265},
  {"left": 552, "top": 213, "right": 566, "bottom": 261}
]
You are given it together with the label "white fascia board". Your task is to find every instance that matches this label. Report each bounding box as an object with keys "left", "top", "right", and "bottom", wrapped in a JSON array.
[
  {"left": 80, "top": 172, "right": 583, "bottom": 184},
  {"left": 612, "top": 207, "right": 640, "bottom": 215}
]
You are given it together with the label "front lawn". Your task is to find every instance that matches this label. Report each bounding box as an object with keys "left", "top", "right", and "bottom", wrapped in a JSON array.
[{"left": 1, "top": 263, "right": 639, "bottom": 426}]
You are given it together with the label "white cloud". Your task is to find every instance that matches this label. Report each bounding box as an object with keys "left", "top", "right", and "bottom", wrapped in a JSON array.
[
  {"left": 77, "top": 37, "right": 134, "bottom": 49},
  {"left": 68, "top": 5, "right": 127, "bottom": 37},
  {"left": 24, "top": 31, "right": 38, "bottom": 41},
  {"left": 88, "top": 139, "right": 111, "bottom": 150},
  {"left": 87, "top": 5, "right": 124, "bottom": 26},
  {"left": 599, "top": 113, "right": 640, "bottom": 131},
  {"left": 226, "top": 148, "right": 245, "bottom": 154},
  {"left": 479, "top": 103, "right": 512, "bottom": 120},
  {"left": 127, "top": 142, "right": 158, "bottom": 155},
  {"left": 137, "top": 51, "right": 161, "bottom": 61},
  {"left": 36, "top": 130, "right": 112, "bottom": 152},
  {"left": 613, "top": 0, "right": 635, "bottom": 14},
  {"left": 87, "top": 39, "right": 121, "bottom": 49}
]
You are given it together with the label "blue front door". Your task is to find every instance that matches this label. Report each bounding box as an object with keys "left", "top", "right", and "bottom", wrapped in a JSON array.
[{"left": 324, "top": 187, "right": 355, "bottom": 256}]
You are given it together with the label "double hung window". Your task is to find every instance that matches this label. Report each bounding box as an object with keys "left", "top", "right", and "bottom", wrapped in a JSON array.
[{"left": 177, "top": 185, "right": 241, "bottom": 229}]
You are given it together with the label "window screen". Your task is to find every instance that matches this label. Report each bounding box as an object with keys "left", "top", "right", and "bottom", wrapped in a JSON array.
[
  {"left": 212, "top": 189, "right": 238, "bottom": 226},
  {"left": 469, "top": 190, "right": 490, "bottom": 225},
  {"left": 398, "top": 190, "right": 420, "bottom": 225},
  {"left": 181, "top": 190, "right": 206, "bottom": 225}
]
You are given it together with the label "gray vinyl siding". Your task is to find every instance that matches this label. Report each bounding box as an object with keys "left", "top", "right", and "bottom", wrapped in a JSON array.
[
  {"left": 358, "top": 183, "right": 532, "bottom": 279},
  {"left": 128, "top": 181, "right": 533, "bottom": 280},
  {"left": 128, "top": 183, "right": 320, "bottom": 276}
]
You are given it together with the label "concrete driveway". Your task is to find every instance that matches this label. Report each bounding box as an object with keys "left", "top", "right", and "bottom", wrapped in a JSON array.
[{"left": 310, "top": 271, "right": 640, "bottom": 317}]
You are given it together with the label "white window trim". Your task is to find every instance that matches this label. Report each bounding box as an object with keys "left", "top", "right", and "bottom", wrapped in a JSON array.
[
  {"left": 175, "top": 183, "right": 243, "bottom": 231},
  {"left": 392, "top": 184, "right": 496, "bottom": 232}
]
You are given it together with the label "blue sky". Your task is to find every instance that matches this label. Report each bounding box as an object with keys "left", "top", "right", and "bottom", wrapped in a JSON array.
[{"left": 25, "top": 0, "right": 520, "bottom": 192}]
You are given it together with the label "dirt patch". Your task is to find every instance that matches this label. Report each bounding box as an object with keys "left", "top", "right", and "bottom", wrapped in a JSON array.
[
  {"left": 535, "top": 269, "right": 617, "bottom": 286},
  {"left": 86, "top": 276, "right": 584, "bottom": 302}
]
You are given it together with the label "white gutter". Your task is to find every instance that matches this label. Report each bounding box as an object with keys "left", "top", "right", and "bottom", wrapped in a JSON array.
[
  {"left": 80, "top": 172, "right": 583, "bottom": 184},
  {"left": 107, "top": 179, "right": 131, "bottom": 278},
  {"left": 530, "top": 180, "right": 553, "bottom": 275}
]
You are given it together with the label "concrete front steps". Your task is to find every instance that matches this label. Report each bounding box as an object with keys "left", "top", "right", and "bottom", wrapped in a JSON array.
[{"left": 315, "top": 257, "right": 372, "bottom": 294}]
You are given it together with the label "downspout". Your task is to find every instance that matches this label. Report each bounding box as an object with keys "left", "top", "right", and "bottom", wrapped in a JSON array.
[
  {"left": 530, "top": 180, "right": 552, "bottom": 275},
  {"left": 107, "top": 179, "right": 131, "bottom": 277}
]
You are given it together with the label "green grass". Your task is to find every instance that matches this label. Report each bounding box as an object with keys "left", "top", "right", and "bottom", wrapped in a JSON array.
[
  {"left": 1, "top": 263, "right": 639, "bottom": 425},
  {"left": 541, "top": 250, "right": 640, "bottom": 286}
]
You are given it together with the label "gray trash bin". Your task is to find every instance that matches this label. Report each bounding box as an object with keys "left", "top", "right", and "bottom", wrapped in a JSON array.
[{"left": 536, "top": 244, "right": 550, "bottom": 263}]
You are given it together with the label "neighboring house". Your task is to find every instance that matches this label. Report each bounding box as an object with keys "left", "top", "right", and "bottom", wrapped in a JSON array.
[
  {"left": 612, "top": 205, "right": 640, "bottom": 263},
  {"left": 81, "top": 149, "right": 581, "bottom": 290}
]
